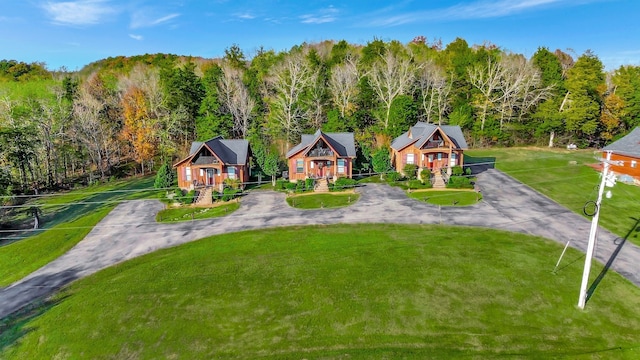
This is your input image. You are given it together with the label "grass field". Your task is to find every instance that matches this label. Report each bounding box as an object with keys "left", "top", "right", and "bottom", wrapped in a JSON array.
[
  {"left": 156, "top": 202, "right": 240, "bottom": 222},
  {"left": 408, "top": 190, "right": 481, "bottom": 206},
  {"left": 466, "top": 148, "right": 640, "bottom": 244},
  {"left": 3, "top": 224, "right": 640, "bottom": 359},
  {"left": 0, "top": 176, "right": 159, "bottom": 286},
  {"left": 286, "top": 192, "right": 359, "bottom": 209}
]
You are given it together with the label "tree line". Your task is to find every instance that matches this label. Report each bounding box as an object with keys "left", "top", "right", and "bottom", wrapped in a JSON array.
[{"left": 1, "top": 37, "right": 639, "bottom": 196}]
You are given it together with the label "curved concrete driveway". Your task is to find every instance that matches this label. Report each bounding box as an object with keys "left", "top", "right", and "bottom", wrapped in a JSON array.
[{"left": 1, "top": 169, "right": 639, "bottom": 318}]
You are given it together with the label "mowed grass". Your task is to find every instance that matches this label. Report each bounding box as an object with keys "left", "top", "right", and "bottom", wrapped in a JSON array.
[
  {"left": 466, "top": 148, "right": 640, "bottom": 243},
  {"left": 408, "top": 190, "right": 482, "bottom": 206},
  {"left": 156, "top": 202, "right": 240, "bottom": 223},
  {"left": 3, "top": 224, "right": 640, "bottom": 359},
  {"left": 286, "top": 192, "right": 359, "bottom": 209},
  {"left": 0, "top": 176, "right": 160, "bottom": 286}
]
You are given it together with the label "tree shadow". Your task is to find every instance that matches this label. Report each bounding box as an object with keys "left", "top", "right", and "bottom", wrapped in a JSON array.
[
  {"left": 464, "top": 155, "right": 496, "bottom": 174},
  {"left": 586, "top": 217, "right": 640, "bottom": 304},
  {"left": 0, "top": 294, "right": 70, "bottom": 353}
]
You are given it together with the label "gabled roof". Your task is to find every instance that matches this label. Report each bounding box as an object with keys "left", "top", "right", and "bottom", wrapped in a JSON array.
[
  {"left": 286, "top": 129, "right": 356, "bottom": 158},
  {"left": 603, "top": 127, "right": 640, "bottom": 158},
  {"left": 390, "top": 122, "right": 468, "bottom": 151},
  {"left": 174, "top": 136, "right": 250, "bottom": 167}
]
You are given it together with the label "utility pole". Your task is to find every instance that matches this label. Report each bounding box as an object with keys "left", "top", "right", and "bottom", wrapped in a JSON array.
[{"left": 578, "top": 150, "right": 617, "bottom": 309}]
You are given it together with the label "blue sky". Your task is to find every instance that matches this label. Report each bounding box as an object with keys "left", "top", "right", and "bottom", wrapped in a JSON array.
[{"left": 1, "top": 0, "right": 638, "bottom": 71}]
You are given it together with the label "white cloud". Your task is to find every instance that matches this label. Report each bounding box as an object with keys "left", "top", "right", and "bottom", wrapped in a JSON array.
[
  {"left": 42, "top": 0, "right": 116, "bottom": 26},
  {"left": 235, "top": 12, "right": 255, "bottom": 20},
  {"left": 129, "top": 34, "right": 143, "bottom": 41},
  {"left": 364, "top": 0, "right": 593, "bottom": 27},
  {"left": 300, "top": 6, "right": 339, "bottom": 24},
  {"left": 130, "top": 11, "right": 180, "bottom": 29}
]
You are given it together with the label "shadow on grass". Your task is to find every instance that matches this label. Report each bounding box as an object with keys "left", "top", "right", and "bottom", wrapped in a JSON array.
[
  {"left": 586, "top": 217, "right": 640, "bottom": 304},
  {"left": 0, "top": 292, "right": 72, "bottom": 354},
  {"left": 464, "top": 155, "right": 496, "bottom": 174},
  {"left": 38, "top": 176, "right": 157, "bottom": 228}
]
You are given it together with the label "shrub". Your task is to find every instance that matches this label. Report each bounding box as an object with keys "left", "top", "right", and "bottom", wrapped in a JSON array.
[
  {"left": 419, "top": 169, "right": 432, "bottom": 185},
  {"left": 408, "top": 179, "right": 427, "bottom": 189},
  {"left": 275, "top": 179, "right": 286, "bottom": 190},
  {"left": 173, "top": 188, "right": 185, "bottom": 203},
  {"left": 451, "top": 165, "right": 464, "bottom": 176},
  {"left": 224, "top": 177, "right": 241, "bottom": 190},
  {"left": 334, "top": 177, "right": 357, "bottom": 190},
  {"left": 386, "top": 172, "right": 401, "bottom": 182},
  {"left": 222, "top": 188, "right": 240, "bottom": 201},
  {"left": 403, "top": 164, "right": 418, "bottom": 180},
  {"left": 447, "top": 176, "right": 473, "bottom": 189},
  {"left": 285, "top": 182, "right": 297, "bottom": 191},
  {"left": 184, "top": 190, "right": 196, "bottom": 204},
  {"left": 305, "top": 178, "right": 315, "bottom": 190}
]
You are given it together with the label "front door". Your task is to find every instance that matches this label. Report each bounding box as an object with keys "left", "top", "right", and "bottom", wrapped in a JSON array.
[{"left": 206, "top": 169, "right": 215, "bottom": 186}]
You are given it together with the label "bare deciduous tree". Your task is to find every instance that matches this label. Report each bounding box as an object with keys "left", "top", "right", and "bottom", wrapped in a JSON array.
[
  {"left": 329, "top": 57, "right": 359, "bottom": 118},
  {"left": 415, "top": 60, "right": 451, "bottom": 125},
  {"left": 266, "top": 52, "right": 315, "bottom": 147},
  {"left": 219, "top": 64, "right": 255, "bottom": 138},
  {"left": 368, "top": 50, "right": 416, "bottom": 130}
]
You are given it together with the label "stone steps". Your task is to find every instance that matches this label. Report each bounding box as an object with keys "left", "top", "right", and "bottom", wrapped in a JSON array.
[{"left": 314, "top": 178, "right": 329, "bottom": 193}]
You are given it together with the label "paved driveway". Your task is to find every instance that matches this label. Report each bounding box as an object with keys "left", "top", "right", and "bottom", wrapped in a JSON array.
[{"left": 1, "top": 169, "right": 639, "bottom": 318}]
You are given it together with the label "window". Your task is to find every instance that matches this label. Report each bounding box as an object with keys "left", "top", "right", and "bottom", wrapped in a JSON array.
[
  {"left": 406, "top": 153, "right": 415, "bottom": 165},
  {"left": 185, "top": 167, "right": 192, "bottom": 181},
  {"left": 227, "top": 166, "right": 236, "bottom": 179},
  {"left": 310, "top": 161, "right": 314, "bottom": 169},
  {"left": 296, "top": 159, "right": 304, "bottom": 173},
  {"left": 199, "top": 168, "right": 204, "bottom": 176},
  {"left": 632, "top": 160, "right": 637, "bottom": 168},
  {"left": 338, "top": 159, "right": 346, "bottom": 174}
]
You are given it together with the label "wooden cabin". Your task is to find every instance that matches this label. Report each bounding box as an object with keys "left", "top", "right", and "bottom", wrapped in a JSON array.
[
  {"left": 286, "top": 130, "right": 356, "bottom": 182},
  {"left": 174, "top": 136, "right": 250, "bottom": 192},
  {"left": 390, "top": 122, "right": 468, "bottom": 175}
]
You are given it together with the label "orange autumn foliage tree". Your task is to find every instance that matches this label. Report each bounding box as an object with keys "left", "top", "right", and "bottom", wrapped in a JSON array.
[{"left": 121, "top": 86, "right": 158, "bottom": 174}]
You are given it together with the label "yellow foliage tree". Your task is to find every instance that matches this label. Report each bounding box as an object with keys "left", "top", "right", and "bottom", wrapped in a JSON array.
[{"left": 121, "top": 86, "right": 158, "bottom": 174}]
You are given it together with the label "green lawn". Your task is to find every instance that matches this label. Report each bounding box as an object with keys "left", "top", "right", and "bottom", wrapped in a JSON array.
[
  {"left": 3, "top": 224, "right": 640, "bottom": 359},
  {"left": 156, "top": 202, "right": 240, "bottom": 223},
  {"left": 466, "top": 148, "right": 640, "bottom": 243},
  {"left": 286, "top": 192, "right": 359, "bottom": 209},
  {"left": 408, "top": 190, "right": 481, "bottom": 206},
  {"left": 0, "top": 176, "right": 160, "bottom": 287}
]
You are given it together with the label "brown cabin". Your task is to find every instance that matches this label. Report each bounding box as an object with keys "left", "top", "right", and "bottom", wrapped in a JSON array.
[
  {"left": 173, "top": 136, "right": 250, "bottom": 192},
  {"left": 602, "top": 127, "right": 640, "bottom": 184},
  {"left": 286, "top": 130, "right": 356, "bottom": 182},
  {"left": 390, "top": 122, "right": 468, "bottom": 175}
]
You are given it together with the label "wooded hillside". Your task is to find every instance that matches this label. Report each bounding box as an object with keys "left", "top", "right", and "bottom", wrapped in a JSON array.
[{"left": 1, "top": 37, "right": 639, "bottom": 195}]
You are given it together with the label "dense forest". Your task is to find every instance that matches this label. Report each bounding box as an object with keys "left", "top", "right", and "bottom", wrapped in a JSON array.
[{"left": 1, "top": 37, "right": 639, "bottom": 196}]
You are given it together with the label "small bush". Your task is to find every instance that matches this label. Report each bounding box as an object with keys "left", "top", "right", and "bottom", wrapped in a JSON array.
[
  {"left": 451, "top": 166, "right": 464, "bottom": 176},
  {"left": 334, "top": 177, "right": 357, "bottom": 190},
  {"left": 419, "top": 169, "right": 431, "bottom": 185},
  {"left": 222, "top": 188, "right": 240, "bottom": 201},
  {"left": 447, "top": 176, "right": 473, "bottom": 189},
  {"left": 275, "top": 179, "right": 286, "bottom": 190},
  {"left": 184, "top": 190, "right": 196, "bottom": 204},
  {"left": 386, "top": 172, "right": 401, "bottom": 182},
  {"left": 173, "top": 188, "right": 185, "bottom": 203},
  {"left": 285, "top": 182, "right": 297, "bottom": 191},
  {"left": 305, "top": 178, "right": 315, "bottom": 190},
  {"left": 408, "top": 179, "right": 425, "bottom": 189},
  {"left": 224, "top": 177, "right": 241, "bottom": 190},
  {"left": 403, "top": 164, "right": 418, "bottom": 180}
]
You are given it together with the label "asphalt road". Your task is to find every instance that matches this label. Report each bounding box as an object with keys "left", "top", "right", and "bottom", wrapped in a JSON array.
[{"left": 1, "top": 168, "right": 639, "bottom": 319}]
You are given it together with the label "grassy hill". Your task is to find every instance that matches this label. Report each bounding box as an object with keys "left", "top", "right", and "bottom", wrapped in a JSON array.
[{"left": 3, "top": 224, "right": 640, "bottom": 359}]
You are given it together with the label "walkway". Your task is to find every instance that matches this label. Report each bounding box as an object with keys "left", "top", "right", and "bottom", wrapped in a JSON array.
[{"left": 1, "top": 169, "right": 639, "bottom": 318}]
